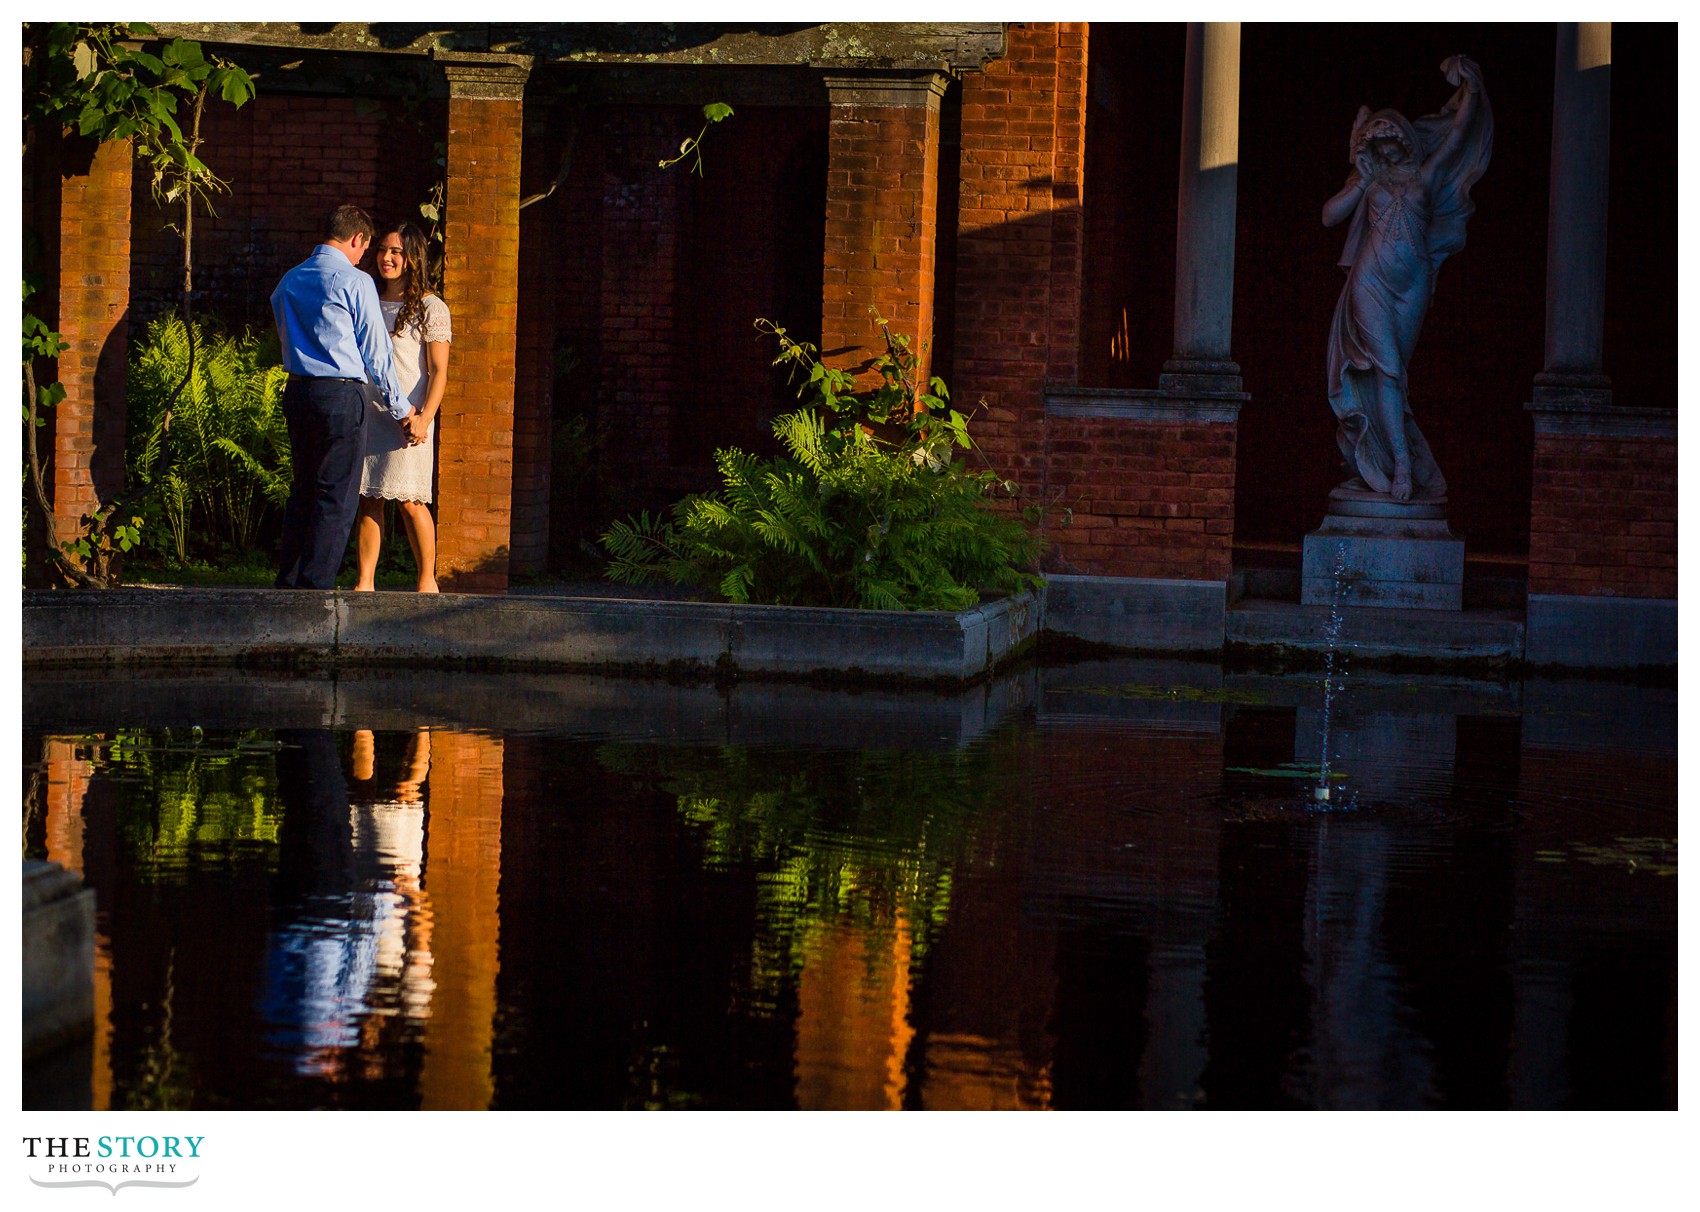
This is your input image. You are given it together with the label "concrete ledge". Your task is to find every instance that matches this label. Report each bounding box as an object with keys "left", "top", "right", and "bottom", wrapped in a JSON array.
[
  {"left": 1043, "top": 575, "right": 1225, "bottom": 653},
  {"left": 23, "top": 862, "right": 96, "bottom": 1061},
  {"left": 1228, "top": 599, "right": 1524, "bottom": 664},
  {"left": 23, "top": 588, "right": 1039, "bottom": 686},
  {"left": 24, "top": 588, "right": 339, "bottom": 664},
  {"left": 338, "top": 592, "right": 734, "bottom": 669},
  {"left": 22, "top": 666, "right": 1039, "bottom": 750},
  {"left": 1525, "top": 594, "right": 1676, "bottom": 669}
]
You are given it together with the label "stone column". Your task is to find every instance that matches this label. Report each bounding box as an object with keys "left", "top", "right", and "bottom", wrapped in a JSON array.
[
  {"left": 1537, "top": 22, "right": 1612, "bottom": 396},
  {"left": 1163, "top": 22, "right": 1242, "bottom": 393},
  {"left": 820, "top": 70, "right": 949, "bottom": 393},
  {"left": 435, "top": 53, "right": 530, "bottom": 593},
  {"left": 52, "top": 136, "right": 134, "bottom": 543}
]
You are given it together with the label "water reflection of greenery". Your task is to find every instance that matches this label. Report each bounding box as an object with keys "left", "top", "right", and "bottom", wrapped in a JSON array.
[
  {"left": 597, "top": 741, "right": 1018, "bottom": 1007},
  {"left": 57, "top": 731, "right": 283, "bottom": 879}
]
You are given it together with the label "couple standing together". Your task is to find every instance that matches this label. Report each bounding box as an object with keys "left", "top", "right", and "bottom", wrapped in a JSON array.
[{"left": 271, "top": 204, "right": 452, "bottom": 592}]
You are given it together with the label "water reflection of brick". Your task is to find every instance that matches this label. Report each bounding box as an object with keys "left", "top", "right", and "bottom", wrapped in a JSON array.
[
  {"left": 418, "top": 731, "right": 505, "bottom": 1110},
  {"left": 41, "top": 738, "right": 112, "bottom": 1110},
  {"left": 794, "top": 918, "right": 915, "bottom": 1110}
]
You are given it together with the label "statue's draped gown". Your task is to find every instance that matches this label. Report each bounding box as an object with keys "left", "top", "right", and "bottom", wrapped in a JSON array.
[{"left": 1328, "top": 83, "right": 1493, "bottom": 497}]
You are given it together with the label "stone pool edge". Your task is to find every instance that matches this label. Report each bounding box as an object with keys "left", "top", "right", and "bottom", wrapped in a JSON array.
[{"left": 21, "top": 587, "right": 1043, "bottom": 687}]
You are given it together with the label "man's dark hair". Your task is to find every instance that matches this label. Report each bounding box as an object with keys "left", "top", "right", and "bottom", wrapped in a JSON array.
[{"left": 325, "top": 204, "right": 374, "bottom": 244}]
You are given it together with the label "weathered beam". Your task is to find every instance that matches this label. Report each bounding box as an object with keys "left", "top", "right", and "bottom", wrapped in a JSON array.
[{"left": 149, "top": 22, "right": 1006, "bottom": 70}]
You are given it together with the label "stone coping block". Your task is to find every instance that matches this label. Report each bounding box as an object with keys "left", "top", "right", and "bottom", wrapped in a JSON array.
[
  {"left": 1044, "top": 575, "right": 1226, "bottom": 653},
  {"left": 1045, "top": 385, "right": 1246, "bottom": 423},
  {"left": 23, "top": 588, "right": 1040, "bottom": 686},
  {"left": 23, "top": 861, "right": 96, "bottom": 1061},
  {"left": 1525, "top": 594, "right": 1676, "bottom": 670},
  {"left": 1228, "top": 599, "right": 1525, "bottom": 664}
]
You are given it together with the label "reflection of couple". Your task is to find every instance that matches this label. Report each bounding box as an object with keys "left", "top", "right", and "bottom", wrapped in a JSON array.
[
  {"left": 271, "top": 205, "right": 451, "bottom": 592},
  {"left": 264, "top": 728, "right": 434, "bottom": 1075}
]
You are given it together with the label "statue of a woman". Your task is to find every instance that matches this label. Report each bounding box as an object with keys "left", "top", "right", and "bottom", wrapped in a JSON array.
[{"left": 1322, "top": 55, "right": 1492, "bottom": 502}]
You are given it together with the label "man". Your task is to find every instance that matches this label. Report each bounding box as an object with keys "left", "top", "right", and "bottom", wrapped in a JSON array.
[{"left": 270, "top": 204, "right": 424, "bottom": 589}]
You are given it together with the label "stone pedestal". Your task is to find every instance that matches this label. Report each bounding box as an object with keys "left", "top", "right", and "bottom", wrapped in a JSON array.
[
  {"left": 1302, "top": 488, "right": 1463, "bottom": 610},
  {"left": 23, "top": 860, "right": 96, "bottom": 1060}
]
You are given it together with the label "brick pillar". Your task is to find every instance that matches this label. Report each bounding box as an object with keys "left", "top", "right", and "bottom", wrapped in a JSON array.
[
  {"left": 820, "top": 71, "right": 948, "bottom": 392},
  {"left": 435, "top": 54, "right": 530, "bottom": 593},
  {"left": 953, "top": 23, "right": 1090, "bottom": 497},
  {"left": 52, "top": 136, "right": 133, "bottom": 543},
  {"left": 1527, "top": 419, "right": 1675, "bottom": 600}
]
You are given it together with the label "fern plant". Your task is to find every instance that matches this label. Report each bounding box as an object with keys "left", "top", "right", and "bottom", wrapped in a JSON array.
[
  {"left": 603, "top": 318, "right": 1042, "bottom": 610},
  {"left": 126, "top": 316, "right": 290, "bottom": 558}
]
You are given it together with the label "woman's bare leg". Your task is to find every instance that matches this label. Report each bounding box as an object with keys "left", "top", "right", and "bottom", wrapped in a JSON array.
[
  {"left": 1375, "top": 371, "right": 1413, "bottom": 500},
  {"left": 399, "top": 500, "right": 421, "bottom": 575},
  {"left": 398, "top": 499, "right": 439, "bottom": 593},
  {"left": 351, "top": 729, "right": 376, "bottom": 782},
  {"left": 354, "top": 497, "right": 385, "bottom": 590}
]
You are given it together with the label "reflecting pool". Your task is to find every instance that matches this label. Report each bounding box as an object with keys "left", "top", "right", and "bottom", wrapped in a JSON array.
[{"left": 21, "top": 660, "right": 1676, "bottom": 1109}]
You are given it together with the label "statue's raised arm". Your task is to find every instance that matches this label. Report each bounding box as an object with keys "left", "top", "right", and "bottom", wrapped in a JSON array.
[{"left": 1322, "top": 55, "right": 1493, "bottom": 502}]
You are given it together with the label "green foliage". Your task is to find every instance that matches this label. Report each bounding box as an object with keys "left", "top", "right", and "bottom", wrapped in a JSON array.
[
  {"left": 21, "top": 279, "right": 68, "bottom": 424},
  {"left": 22, "top": 24, "right": 255, "bottom": 585},
  {"left": 602, "top": 318, "right": 1042, "bottom": 610},
  {"left": 658, "top": 101, "right": 735, "bottom": 175},
  {"left": 597, "top": 740, "right": 1021, "bottom": 1007},
  {"left": 25, "top": 23, "right": 254, "bottom": 216},
  {"left": 39, "top": 731, "right": 284, "bottom": 882},
  {"left": 126, "top": 317, "right": 291, "bottom": 558}
]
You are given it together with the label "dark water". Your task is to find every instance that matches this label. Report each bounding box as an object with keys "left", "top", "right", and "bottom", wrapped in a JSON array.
[{"left": 21, "top": 661, "right": 1676, "bottom": 1109}]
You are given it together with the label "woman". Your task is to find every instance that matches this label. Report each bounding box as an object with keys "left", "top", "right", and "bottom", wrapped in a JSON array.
[
  {"left": 1322, "top": 55, "right": 1491, "bottom": 502},
  {"left": 354, "top": 221, "right": 450, "bottom": 591}
]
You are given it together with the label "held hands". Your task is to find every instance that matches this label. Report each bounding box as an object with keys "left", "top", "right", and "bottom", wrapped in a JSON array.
[{"left": 401, "top": 411, "right": 429, "bottom": 446}]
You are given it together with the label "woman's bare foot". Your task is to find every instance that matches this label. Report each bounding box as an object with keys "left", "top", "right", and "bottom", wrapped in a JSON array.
[
  {"left": 417, "top": 579, "right": 439, "bottom": 594},
  {"left": 1391, "top": 463, "right": 1413, "bottom": 501},
  {"left": 353, "top": 581, "right": 376, "bottom": 592}
]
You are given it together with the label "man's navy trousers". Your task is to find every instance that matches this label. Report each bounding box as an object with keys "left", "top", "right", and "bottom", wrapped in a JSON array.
[{"left": 275, "top": 376, "right": 368, "bottom": 589}]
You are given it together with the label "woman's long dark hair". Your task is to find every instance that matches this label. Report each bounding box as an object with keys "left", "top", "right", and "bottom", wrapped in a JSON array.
[{"left": 379, "top": 220, "right": 433, "bottom": 339}]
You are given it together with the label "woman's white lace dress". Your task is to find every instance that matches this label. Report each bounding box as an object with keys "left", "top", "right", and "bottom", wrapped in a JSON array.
[{"left": 360, "top": 294, "right": 451, "bottom": 503}]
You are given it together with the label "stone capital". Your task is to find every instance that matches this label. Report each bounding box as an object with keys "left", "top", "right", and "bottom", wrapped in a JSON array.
[
  {"left": 435, "top": 50, "right": 533, "bottom": 100},
  {"left": 819, "top": 69, "right": 950, "bottom": 109}
]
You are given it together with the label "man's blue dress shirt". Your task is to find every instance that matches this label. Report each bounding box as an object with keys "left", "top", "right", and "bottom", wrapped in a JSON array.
[{"left": 270, "top": 245, "right": 411, "bottom": 420}]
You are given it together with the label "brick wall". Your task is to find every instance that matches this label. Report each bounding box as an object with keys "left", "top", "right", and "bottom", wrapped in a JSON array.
[
  {"left": 547, "top": 119, "right": 605, "bottom": 564},
  {"left": 1044, "top": 418, "right": 1237, "bottom": 580},
  {"left": 821, "top": 82, "right": 942, "bottom": 391},
  {"left": 597, "top": 108, "right": 688, "bottom": 485},
  {"left": 953, "top": 23, "right": 1089, "bottom": 502},
  {"left": 675, "top": 106, "right": 827, "bottom": 468},
  {"left": 1527, "top": 434, "right": 1676, "bottom": 598},
  {"left": 511, "top": 105, "right": 567, "bottom": 576},
  {"left": 53, "top": 136, "right": 133, "bottom": 540},
  {"left": 128, "top": 93, "right": 441, "bottom": 335},
  {"left": 436, "top": 90, "right": 523, "bottom": 593}
]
